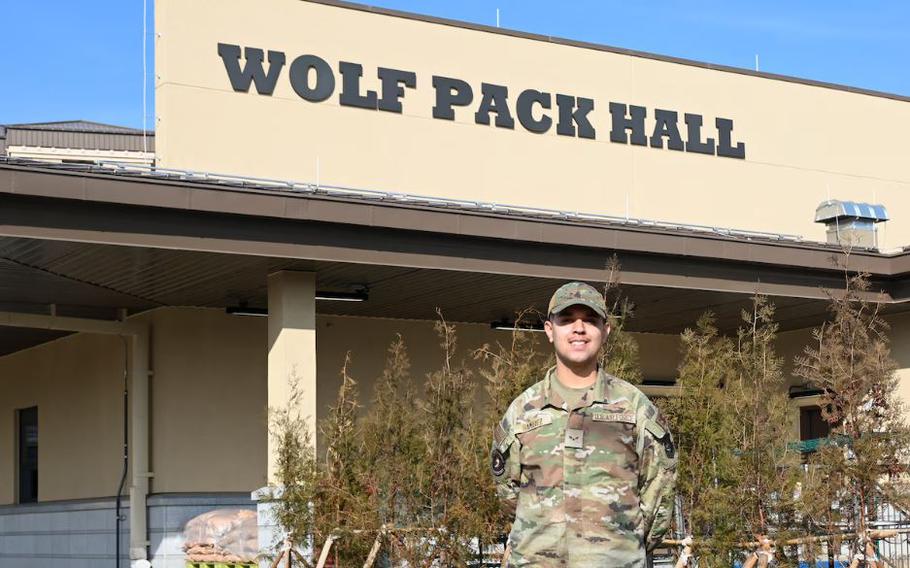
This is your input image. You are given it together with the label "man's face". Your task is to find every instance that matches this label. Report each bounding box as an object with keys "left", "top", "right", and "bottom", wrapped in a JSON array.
[{"left": 544, "top": 304, "right": 610, "bottom": 368}]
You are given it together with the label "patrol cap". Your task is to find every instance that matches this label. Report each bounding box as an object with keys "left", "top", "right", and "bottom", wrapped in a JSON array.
[{"left": 547, "top": 282, "right": 607, "bottom": 319}]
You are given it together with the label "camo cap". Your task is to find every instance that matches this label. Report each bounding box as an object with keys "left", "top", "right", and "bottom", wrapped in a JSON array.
[{"left": 547, "top": 281, "right": 607, "bottom": 319}]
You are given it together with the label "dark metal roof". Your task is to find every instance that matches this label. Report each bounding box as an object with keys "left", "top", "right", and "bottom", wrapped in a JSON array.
[
  {"left": 0, "top": 158, "right": 905, "bottom": 282},
  {"left": 3, "top": 159, "right": 910, "bottom": 356},
  {"left": 3, "top": 120, "right": 153, "bottom": 136},
  {"left": 0, "top": 157, "right": 838, "bottom": 250},
  {"left": 306, "top": 0, "right": 910, "bottom": 104}
]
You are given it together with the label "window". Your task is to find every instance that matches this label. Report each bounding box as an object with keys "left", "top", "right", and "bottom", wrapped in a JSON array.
[
  {"left": 799, "top": 405, "right": 831, "bottom": 442},
  {"left": 17, "top": 406, "right": 38, "bottom": 503}
]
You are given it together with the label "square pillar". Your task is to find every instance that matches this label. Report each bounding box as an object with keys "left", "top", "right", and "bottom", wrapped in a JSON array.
[{"left": 267, "top": 270, "right": 317, "bottom": 481}]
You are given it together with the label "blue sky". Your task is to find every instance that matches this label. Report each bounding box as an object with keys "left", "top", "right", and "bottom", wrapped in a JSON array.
[{"left": 1, "top": 1, "right": 907, "bottom": 129}]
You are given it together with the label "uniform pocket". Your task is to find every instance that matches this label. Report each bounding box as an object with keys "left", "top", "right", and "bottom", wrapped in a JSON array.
[
  {"left": 516, "top": 413, "right": 564, "bottom": 493},
  {"left": 581, "top": 407, "right": 642, "bottom": 533}
]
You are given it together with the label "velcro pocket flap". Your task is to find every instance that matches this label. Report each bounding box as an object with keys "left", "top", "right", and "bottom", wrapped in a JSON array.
[{"left": 644, "top": 418, "right": 666, "bottom": 440}]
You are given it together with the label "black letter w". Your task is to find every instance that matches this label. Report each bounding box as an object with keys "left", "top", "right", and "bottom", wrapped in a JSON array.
[{"left": 217, "top": 43, "right": 286, "bottom": 95}]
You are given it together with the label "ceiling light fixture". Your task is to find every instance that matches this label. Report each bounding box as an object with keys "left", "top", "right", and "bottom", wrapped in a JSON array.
[
  {"left": 225, "top": 306, "right": 268, "bottom": 317},
  {"left": 226, "top": 289, "right": 369, "bottom": 316},
  {"left": 490, "top": 319, "right": 545, "bottom": 332},
  {"left": 315, "top": 290, "right": 369, "bottom": 302}
]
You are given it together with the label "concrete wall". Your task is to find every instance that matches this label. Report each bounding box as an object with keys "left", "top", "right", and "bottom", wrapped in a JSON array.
[
  {"left": 0, "top": 492, "right": 252, "bottom": 568},
  {"left": 157, "top": 0, "right": 910, "bottom": 248}
]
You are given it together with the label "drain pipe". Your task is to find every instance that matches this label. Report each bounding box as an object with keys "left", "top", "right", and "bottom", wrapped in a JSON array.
[
  {"left": 129, "top": 327, "right": 151, "bottom": 565},
  {"left": 116, "top": 336, "right": 129, "bottom": 567},
  {"left": 0, "top": 311, "right": 152, "bottom": 566}
]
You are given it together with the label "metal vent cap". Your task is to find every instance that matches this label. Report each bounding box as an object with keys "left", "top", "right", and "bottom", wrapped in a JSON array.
[{"left": 815, "top": 200, "right": 888, "bottom": 224}]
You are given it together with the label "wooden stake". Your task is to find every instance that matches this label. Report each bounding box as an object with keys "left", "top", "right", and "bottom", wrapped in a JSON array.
[
  {"left": 866, "top": 540, "right": 879, "bottom": 568},
  {"left": 269, "top": 547, "right": 288, "bottom": 568},
  {"left": 362, "top": 529, "right": 384, "bottom": 568},
  {"left": 315, "top": 535, "right": 337, "bottom": 568},
  {"left": 673, "top": 536, "right": 693, "bottom": 568},
  {"left": 501, "top": 544, "right": 511, "bottom": 568}
]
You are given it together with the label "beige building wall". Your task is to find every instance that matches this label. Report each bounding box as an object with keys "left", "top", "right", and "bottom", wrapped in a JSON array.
[
  {"left": 157, "top": 0, "right": 910, "bottom": 249},
  {"left": 0, "top": 333, "right": 127, "bottom": 504},
  {"left": 884, "top": 312, "right": 910, "bottom": 412},
  {"left": 7, "top": 303, "right": 910, "bottom": 503},
  {"left": 149, "top": 308, "right": 267, "bottom": 493},
  {"left": 0, "top": 307, "right": 684, "bottom": 503}
]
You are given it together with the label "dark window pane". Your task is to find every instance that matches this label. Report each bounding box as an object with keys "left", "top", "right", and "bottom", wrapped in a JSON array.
[
  {"left": 18, "top": 407, "right": 37, "bottom": 503},
  {"left": 800, "top": 406, "right": 831, "bottom": 441}
]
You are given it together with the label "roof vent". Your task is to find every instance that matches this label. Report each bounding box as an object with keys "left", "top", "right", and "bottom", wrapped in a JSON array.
[{"left": 815, "top": 200, "right": 888, "bottom": 249}]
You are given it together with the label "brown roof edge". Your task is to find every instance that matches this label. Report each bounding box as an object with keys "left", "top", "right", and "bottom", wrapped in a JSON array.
[
  {"left": 301, "top": 0, "right": 910, "bottom": 104},
  {"left": 0, "top": 162, "right": 903, "bottom": 278}
]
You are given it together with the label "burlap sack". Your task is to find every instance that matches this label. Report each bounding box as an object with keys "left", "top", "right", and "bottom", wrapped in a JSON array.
[{"left": 183, "top": 509, "right": 258, "bottom": 562}]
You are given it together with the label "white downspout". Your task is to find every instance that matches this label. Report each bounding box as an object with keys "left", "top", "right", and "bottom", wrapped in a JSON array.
[{"left": 129, "top": 326, "right": 151, "bottom": 564}]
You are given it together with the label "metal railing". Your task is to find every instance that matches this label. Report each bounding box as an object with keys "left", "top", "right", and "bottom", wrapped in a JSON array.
[{"left": 870, "top": 494, "right": 910, "bottom": 567}]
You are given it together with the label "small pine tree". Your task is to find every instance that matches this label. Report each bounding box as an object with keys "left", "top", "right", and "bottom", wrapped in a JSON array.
[
  {"left": 664, "top": 313, "right": 740, "bottom": 567},
  {"left": 361, "top": 335, "right": 423, "bottom": 532},
  {"left": 601, "top": 256, "right": 643, "bottom": 384},
  {"left": 729, "top": 296, "right": 800, "bottom": 564},
  {"left": 476, "top": 308, "right": 552, "bottom": 422},
  {"left": 795, "top": 271, "right": 910, "bottom": 555},
  {"left": 268, "top": 370, "right": 320, "bottom": 554},
  {"left": 415, "top": 310, "right": 477, "bottom": 564},
  {"left": 317, "top": 353, "right": 375, "bottom": 564}
]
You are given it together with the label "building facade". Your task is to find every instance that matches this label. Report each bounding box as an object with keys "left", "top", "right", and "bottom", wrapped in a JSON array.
[{"left": 2, "top": 1, "right": 910, "bottom": 567}]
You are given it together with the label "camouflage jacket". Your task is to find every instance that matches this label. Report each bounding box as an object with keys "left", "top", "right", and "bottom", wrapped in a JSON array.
[{"left": 492, "top": 367, "right": 677, "bottom": 567}]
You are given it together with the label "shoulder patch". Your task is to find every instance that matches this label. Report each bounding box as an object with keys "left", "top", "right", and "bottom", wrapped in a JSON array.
[
  {"left": 494, "top": 421, "right": 509, "bottom": 446},
  {"left": 491, "top": 448, "right": 506, "bottom": 476}
]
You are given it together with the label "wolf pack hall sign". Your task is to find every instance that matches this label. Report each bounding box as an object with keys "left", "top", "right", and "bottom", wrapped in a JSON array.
[{"left": 217, "top": 43, "right": 747, "bottom": 159}]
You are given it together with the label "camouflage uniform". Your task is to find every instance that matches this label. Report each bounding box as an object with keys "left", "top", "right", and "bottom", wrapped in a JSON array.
[{"left": 492, "top": 366, "right": 677, "bottom": 567}]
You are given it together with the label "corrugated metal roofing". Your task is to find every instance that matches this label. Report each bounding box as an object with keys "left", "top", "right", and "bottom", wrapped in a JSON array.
[
  {"left": 2, "top": 123, "right": 154, "bottom": 152},
  {"left": 0, "top": 235, "right": 857, "bottom": 336},
  {"left": 3, "top": 120, "right": 153, "bottom": 136}
]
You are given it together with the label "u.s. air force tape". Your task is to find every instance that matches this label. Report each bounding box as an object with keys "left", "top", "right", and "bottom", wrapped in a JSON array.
[{"left": 491, "top": 448, "right": 506, "bottom": 476}]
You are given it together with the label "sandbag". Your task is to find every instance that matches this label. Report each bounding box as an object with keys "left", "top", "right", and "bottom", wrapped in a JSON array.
[{"left": 183, "top": 508, "right": 258, "bottom": 563}]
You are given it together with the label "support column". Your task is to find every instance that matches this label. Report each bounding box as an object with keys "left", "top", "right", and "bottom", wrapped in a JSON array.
[
  {"left": 257, "top": 272, "right": 317, "bottom": 565},
  {"left": 267, "top": 270, "right": 317, "bottom": 480}
]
